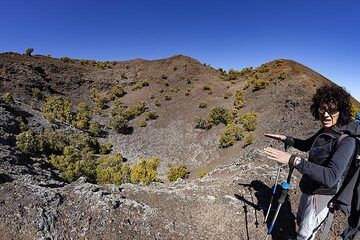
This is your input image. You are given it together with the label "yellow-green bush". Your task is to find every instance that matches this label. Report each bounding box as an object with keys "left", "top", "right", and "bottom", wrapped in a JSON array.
[
  {"left": 198, "top": 170, "right": 207, "bottom": 178},
  {"left": 74, "top": 102, "right": 92, "bottom": 130},
  {"left": 351, "top": 103, "right": 360, "bottom": 119},
  {"left": 256, "top": 64, "right": 270, "bottom": 73},
  {"left": 219, "top": 124, "right": 244, "bottom": 148},
  {"left": 208, "top": 107, "right": 231, "bottom": 125},
  {"left": 239, "top": 67, "right": 253, "bottom": 76},
  {"left": 96, "top": 153, "right": 129, "bottom": 184},
  {"left": 159, "top": 88, "right": 165, "bottom": 93},
  {"left": 31, "top": 88, "right": 43, "bottom": 100},
  {"left": 278, "top": 72, "right": 288, "bottom": 81},
  {"left": 16, "top": 116, "right": 28, "bottom": 132},
  {"left": 3, "top": 92, "right": 14, "bottom": 103},
  {"left": 244, "top": 133, "right": 256, "bottom": 146},
  {"left": 110, "top": 85, "right": 126, "bottom": 100},
  {"left": 234, "top": 89, "right": 246, "bottom": 109},
  {"left": 100, "top": 142, "right": 113, "bottom": 155},
  {"left": 252, "top": 80, "right": 269, "bottom": 91},
  {"left": 89, "top": 121, "right": 101, "bottom": 136},
  {"left": 195, "top": 118, "right": 210, "bottom": 130},
  {"left": 50, "top": 146, "right": 97, "bottom": 183},
  {"left": 164, "top": 94, "right": 172, "bottom": 101},
  {"left": 167, "top": 163, "right": 188, "bottom": 181},
  {"left": 41, "top": 96, "right": 73, "bottom": 123},
  {"left": 224, "top": 92, "right": 232, "bottom": 99},
  {"left": 130, "top": 156, "right": 160, "bottom": 185},
  {"left": 138, "top": 118, "right": 147, "bottom": 127},
  {"left": 91, "top": 88, "right": 108, "bottom": 112},
  {"left": 199, "top": 101, "right": 208, "bottom": 109},
  {"left": 239, "top": 112, "right": 258, "bottom": 131},
  {"left": 164, "top": 80, "right": 170, "bottom": 86},
  {"left": 110, "top": 115, "right": 129, "bottom": 133},
  {"left": 132, "top": 80, "right": 149, "bottom": 91},
  {"left": 154, "top": 99, "right": 161, "bottom": 107},
  {"left": 145, "top": 111, "right": 158, "bottom": 120},
  {"left": 16, "top": 130, "right": 42, "bottom": 155},
  {"left": 203, "top": 84, "right": 211, "bottom": 91}
]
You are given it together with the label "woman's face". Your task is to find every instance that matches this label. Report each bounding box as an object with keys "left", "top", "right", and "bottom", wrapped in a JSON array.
[{"left": 318, "top": 102, "right": 339, "bottom": 129}]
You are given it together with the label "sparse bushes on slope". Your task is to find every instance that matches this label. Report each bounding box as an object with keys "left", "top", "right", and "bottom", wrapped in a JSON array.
[
  {"left": 31, "top": 88, "right": 43, "bottom": 100},
  {"left": 74, "top": 102, "right": 92, "bottom": 130},
  {"left": 252, "top": 80, "right": 269, "bottom": 91},
  {"left": 198, "top": 170, "right": 207, "bottom": 178},
  {"left": 167, "top": 163, "right": 188, "bottom": 181},
  {"left": 16, "top": 130, "right": 42, "bottom": 155},
  {"left": 195, "top": 117, "right": 211, "bottom": 130},
  {"left": 110, "top": 85, "right": 126, "bottom": 100}
]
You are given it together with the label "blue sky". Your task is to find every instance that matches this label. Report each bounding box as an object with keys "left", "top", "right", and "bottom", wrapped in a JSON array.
[{"left": 1, "top": 0, "right": 359, "bottom": 101}]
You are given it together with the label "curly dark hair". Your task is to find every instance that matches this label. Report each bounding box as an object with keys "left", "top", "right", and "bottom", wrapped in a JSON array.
[{"left": 310, "top": 85, "right": 352, "bottom": 126}]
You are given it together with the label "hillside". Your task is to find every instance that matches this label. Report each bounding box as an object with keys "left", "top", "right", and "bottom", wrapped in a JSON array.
[{"left": 0, "top": 52, "right": 359, "bottom": 240}]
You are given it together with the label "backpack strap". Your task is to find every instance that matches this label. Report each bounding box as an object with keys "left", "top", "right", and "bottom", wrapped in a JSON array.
[{"left": 319, "top": 134, "right": 349, "bottom": 240}]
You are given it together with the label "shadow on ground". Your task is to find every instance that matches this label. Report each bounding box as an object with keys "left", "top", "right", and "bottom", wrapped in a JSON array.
[{"left": 235, "top": 180, "right": 296, "bottom": 240}]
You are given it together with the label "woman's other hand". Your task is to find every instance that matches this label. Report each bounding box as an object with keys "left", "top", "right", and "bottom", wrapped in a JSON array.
[{"left": 264, "top": 147, "right": 291, "bottom": 164}]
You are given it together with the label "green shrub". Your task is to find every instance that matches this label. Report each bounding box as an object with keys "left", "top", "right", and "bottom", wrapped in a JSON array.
[
  {"left": 224, "top": 92, "right": 232, "bottom": 99},
  {"left": 351, "top": 103, "right": 360, "bottom": 120},
  {"left": 278, "top": 72, "right": 288, "bottom": 81},
  {"left": 100, "top": 142, "right": 113, "bottom": 155},
  {"left": 159, "top": 88, "right": 165, "bottom": 93},
  {"left": 219, "top": 133, "right": 235, "bottom": 148},
  {"left": 164, "top": 94, "right": 172, "bottom": 101},
  {"left": 41, "top": 96, "right": 73, "bottom": 123},
  {"left": 256, "top": 64, "right": 270, "bottom": 73},
  {"left": 252, "top": 80, "right": 269, "bottom": 91},
  {"left": 74, "top": 102, "right": 92, "bottom": 130},
  {"left": 208, "top": 107, "right": 230, "bottom": 125},
  {"left": 239, "top": 112, "right": 258, "bottom": 131},
  {"left": 239, "top": 67, "right": 253, "bottom": 76},
  {"left": 25, "top": 48, "right": 34, "bottom": 56},
  {"left": 164, "top": 80, "right": 170, "bottom": 86},
  {"left": 41, "top": 130, "right": 71, "bottom": 155},
  {"left": 15, "top": 116, "right": 28, "bottom": 132},
  {"left": 162, "top": 74, "right": 167, "bottom": 80},
  {"left": 244, "top": 133, "right": 256, "bottom": 146},
  {"left": 187, "top": 77, "right": 192, "bottom": 84},
  {"left": 3, "top": 92, "right": 14, "bottom": 103},
  {"left": 96, "top": 153, "right": 130, "bottom": 184},
  {"left": 243, "top": 80, "right": 250, "bottom": 90},
  {"left": 199, "top": 101, "right": 208, "bottom": 109},
  {"left": 138, "top": 118, "right": 147, "bottom": 127},
  {"left": 129, "top": 156, "right": 160, "bottom": 185},
  {"left": 110, "top": 115, "right": 129, "bottom": 133},
  {"left": 234, "top": 89, "right": 246, "bottom": 109},
  {"left": 167, "top": 163, "right": 188, "bottom": 181},
  {"left": 110, "top": 85, "right": 126, "bottom": 100},
  {"left": 91, "top": 89, "right": 109, "bottom": 112},
  {"left": 16, "top": 130, "right": 42, "bottom": 155},
  {"left": 203, "top": 84, "right": 211, "bottom": 91},
  {"left": 31, "top": 88, "right": 43, "bottom": 100},
  {"left": 195, "top": 117, "right": 210, "bottom": 130},
  {"left": 50, "top": 146, "right": 96, "bottom": 183},
  {"left": 132, "top": 80, "right": 149, "bottom": 91},
  {"left": 90, "top": 121, "right": 101, "bottom": 136},
  {"left": 146, "top": 111, "right": 158, "bottom": 120},
  {"left": 154, "top": 99, "right": 161, "bottom": 107},
  {"left": 198, "top": 170, "right": 207, "bottom": 178},
  {"left": 219, "top": 124, "right": 244, "bottom": 148}
]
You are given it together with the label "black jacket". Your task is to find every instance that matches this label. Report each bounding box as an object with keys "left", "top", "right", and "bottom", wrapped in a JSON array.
[{"left": 285, "top": 122, "right": 359, "bottom": 195}]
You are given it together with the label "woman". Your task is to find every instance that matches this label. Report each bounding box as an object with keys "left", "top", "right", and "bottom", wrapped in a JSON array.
[{"left": 264, "top": 85, "right": 359, "bottom": 240}]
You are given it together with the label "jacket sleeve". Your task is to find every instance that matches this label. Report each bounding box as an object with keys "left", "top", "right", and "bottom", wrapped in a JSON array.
[
  {"left": 284, "top": 131, "right": 320, "bottom": 152},
  {"left": 294, "top": 137, "right": 356, "bottom": 188}
]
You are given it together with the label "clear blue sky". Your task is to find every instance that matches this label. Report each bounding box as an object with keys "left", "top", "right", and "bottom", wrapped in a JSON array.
[{"left": 1, "top": 0, "right": 359, "bottom": 101}]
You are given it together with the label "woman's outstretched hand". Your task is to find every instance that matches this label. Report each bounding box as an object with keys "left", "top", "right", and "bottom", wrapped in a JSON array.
[
  {"left": 264, "top": 147, "right": 291, "bottom": 164},
  {"left": 264, "top": 133, "right": 286, "bottom": 142}
]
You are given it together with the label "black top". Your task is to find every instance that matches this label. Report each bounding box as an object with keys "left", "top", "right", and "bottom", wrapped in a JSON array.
[{"left": 286, "top": 122, "right": 358, "bottom": 195}]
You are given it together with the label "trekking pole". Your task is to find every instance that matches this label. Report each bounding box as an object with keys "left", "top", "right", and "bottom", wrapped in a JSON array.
[
  {"left": 264, "top": 164, "right": 281, "bottom": 223},
  {"left": 264, "top": 144, "right": 288, "bottom": 223},
  {"left": 264, "top": 165, "right": 294, "bottom": 240}
]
